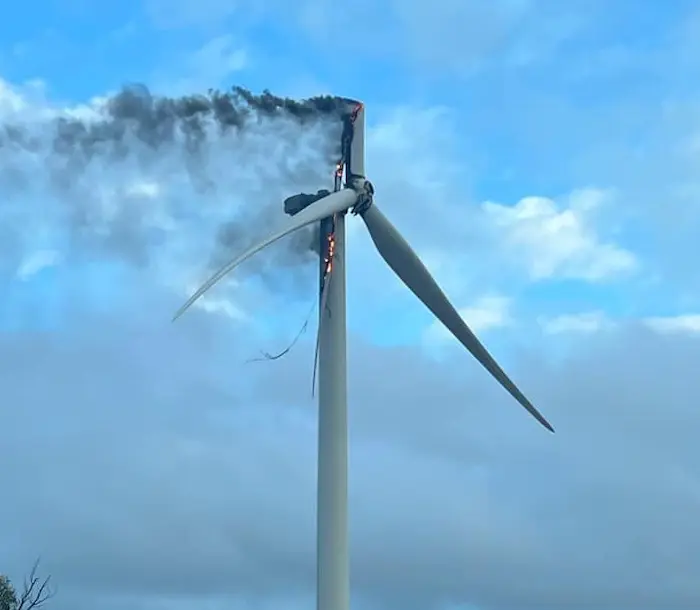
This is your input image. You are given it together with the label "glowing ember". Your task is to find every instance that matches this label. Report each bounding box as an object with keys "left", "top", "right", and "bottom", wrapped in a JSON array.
[{"left": 325, "top": 233, "right": 335, "bottom": 274}]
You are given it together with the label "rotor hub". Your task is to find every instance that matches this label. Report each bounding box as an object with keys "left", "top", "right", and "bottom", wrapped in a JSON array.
[{"left": 350, "top": 176, "right": 374, "bottom": 215}]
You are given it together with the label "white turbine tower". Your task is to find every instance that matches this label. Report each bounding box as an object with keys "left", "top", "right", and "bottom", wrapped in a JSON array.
[{"left": 173, "top": 100, "right": 554, "bottom": 610}]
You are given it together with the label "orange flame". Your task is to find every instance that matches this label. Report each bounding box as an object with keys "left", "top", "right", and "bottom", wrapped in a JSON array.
[{"left": 324, "top": 233, "right": 335, "bottom": 274}]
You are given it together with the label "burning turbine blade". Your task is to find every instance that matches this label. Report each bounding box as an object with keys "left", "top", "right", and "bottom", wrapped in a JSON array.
[
  {"left": 173, "top": 189, "right": 359, "bottom": 321},
  {"left": 359, "top": 204, "right": 554, "bottom": 432}
]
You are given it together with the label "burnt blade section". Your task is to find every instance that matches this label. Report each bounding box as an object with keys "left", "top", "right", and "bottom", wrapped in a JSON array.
[
  {"left": 284, "top": 189, "right": 331, "bottom": 216},
  {"left": 277, "top": 95, "right": 358, "bottom": 258},
  {"left": 337, "top": 96, "right": 362, "bottom": 108}
]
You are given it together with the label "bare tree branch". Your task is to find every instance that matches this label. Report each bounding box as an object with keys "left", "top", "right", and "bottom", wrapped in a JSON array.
[{"left": 15, "top": 560, "right": 54, "bottom": 610}]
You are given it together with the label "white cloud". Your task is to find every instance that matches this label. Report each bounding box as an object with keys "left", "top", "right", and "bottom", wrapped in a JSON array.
[
  {"left": 539, "top": 310, "right": 612, "bottom": 334},
  {"left": 268, "top": 0, "right": 595, "bottom": 76},
  {"left": 0, "top": 78, "right": 53, "bottom": 122},
  {"left": 189, "top": 293, "right": 247, "bottom": 320},
  {"left": 0, "top": 76, "right": 109, "bottom": 124},
  {"left": 483, "top": 188, "right": 637, "bottom": 282},
  {"left": 125, "top": 180, "right": 162, "bottom": 199},
  {"left": 160, "top": 35, "right": 248, "bottom": 94},
  {"left": 645, "top": 314, "right": 700, "bottom": 335},
  {"left": 425, "top": 295, "right": 511, "bottom": 344},
  {"left": 187, "top": 35, "right": 248, "bottom": 75},
  {"left": 541, "top": 312, "right": 700, "bottom": 336},
  {"left": 16, "top": 249, "right": 61, "bottom": 280},
  {"left": 180, "top": 276, "right": 248, "bottom": 321},
  {"left": 0, "top": 79, "right": 28, "bottom": 116},
  {"left": 458, "top": 295, "right": 512, "bottom": 332}
]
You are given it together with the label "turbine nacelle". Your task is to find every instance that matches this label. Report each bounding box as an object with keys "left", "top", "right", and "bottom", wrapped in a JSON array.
[
  {"left": 283, "top": 189, "right": 332, "bottom": 216},
  {"left": 174, "top": 177, "right": 554, "bottom": 432}
]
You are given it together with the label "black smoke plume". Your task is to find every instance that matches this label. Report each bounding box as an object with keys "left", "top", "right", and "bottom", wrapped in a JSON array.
[
  {"left": 0, "top": 83, "right": 350, "bottom": 286},
  {"left": 1, "top": 84, "right": 348, "bottom": 157}
]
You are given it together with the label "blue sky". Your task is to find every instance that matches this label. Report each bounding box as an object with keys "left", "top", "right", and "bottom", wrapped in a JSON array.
[
  {"left": 2, "top": 2, "right": 700, "bottom": 610},
  {"left": 2, "top": 0, "right": 699, "bottom": 344}
]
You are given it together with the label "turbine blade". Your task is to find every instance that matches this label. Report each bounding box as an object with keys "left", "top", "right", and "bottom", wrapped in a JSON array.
[
  {"left": 173, "top": 189, "right": 358, "bottom": 321},
  {"left": 360, "top": 204, "right": 554, "bottom": 432}
]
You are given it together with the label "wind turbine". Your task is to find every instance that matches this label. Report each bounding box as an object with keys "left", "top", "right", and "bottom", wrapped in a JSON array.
[{"left": 173, "top": 100, "right": 554, "bottom": 610}]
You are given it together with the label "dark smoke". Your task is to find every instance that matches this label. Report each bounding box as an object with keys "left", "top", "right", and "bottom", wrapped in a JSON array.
[
  {"left": 1, "top": 84, "right": 348, "bottom": 154},
  {"left": 0, "top": 83, "right": 349, "bottom": 284},
  {"left": 1, "top": 84, "right": 347, "bottom": 184}
]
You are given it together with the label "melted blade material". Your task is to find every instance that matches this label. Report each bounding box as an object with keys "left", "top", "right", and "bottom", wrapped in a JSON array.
[
  {"left": 173, "top": 189, "right": 358, "bottom": 321},
  {"left": 361, "top": 204, "right": 554, "bottom": 432}
]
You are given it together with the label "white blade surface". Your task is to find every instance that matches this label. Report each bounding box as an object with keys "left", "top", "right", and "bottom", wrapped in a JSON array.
[
  {"left": 361, "top": 204, "right": 554, "bottom": 432},
  {"left": 173, "top": 189, "right": 358, "bottom": 320}
]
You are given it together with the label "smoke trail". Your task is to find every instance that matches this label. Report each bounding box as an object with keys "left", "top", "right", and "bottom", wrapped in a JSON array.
[
  {"left": 0, "top": 84, "right": 348, "bottom": 159},
  {"left": 0, "top": 82, "right": 347, "bottom": 294}
]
